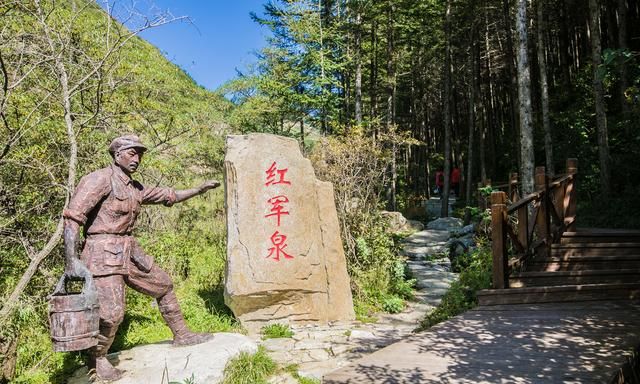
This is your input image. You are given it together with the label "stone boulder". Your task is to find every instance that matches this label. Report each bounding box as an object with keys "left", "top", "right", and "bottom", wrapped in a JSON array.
[
  {"left": 224, "top": 134, "right": 355, "bottom": 328},
  {"left": 67, "top": 333, "right": 257, "bottom": 384},
  {"left": 380, "top": 211, "right": 424, "bottom": 233},
  {"left": 426, "top": 217, "right": 463, "bottom": 231},
  {"left": 452, "top": 223, "right": 475, "bottom": 237}
]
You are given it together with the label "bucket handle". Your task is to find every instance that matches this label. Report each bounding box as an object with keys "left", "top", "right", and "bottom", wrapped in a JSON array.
[{"left": 50, "top": 271, "right": 97, "bottom": 302}]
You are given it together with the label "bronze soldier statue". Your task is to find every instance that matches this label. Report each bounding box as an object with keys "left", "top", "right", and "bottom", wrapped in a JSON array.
[{"left": 63, "top": 135, "right": 220, "bottom": 381}]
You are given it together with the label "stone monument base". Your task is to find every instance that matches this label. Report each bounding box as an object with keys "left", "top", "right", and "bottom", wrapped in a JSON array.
[{"left": 67, "top": 333, "right": 257, "bottom": 384}]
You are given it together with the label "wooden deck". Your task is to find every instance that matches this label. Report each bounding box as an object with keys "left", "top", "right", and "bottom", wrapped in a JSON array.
[{"left": 323, "top": 300, "right": 640, "bottom": 383}]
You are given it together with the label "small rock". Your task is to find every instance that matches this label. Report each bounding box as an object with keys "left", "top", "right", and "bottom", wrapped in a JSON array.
[
  {"left": 407, "top": 220, "right": 425, "bottom": 231},
  {"left": 452, "top": 223, "right": 475, "bottom": 237},
  {"left": 348, "top": 330, "right": 377, "bottom": 341},
  {"left": 426, "top": 217, "right": 463, "bottom": 231},
  {"left": 380, "top": 211, "right": 423, "bottom": 233}
]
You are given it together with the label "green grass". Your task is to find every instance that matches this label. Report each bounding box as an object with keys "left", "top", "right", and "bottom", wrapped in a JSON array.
[
  {"left": 221, "top": 346, "right": 277, "bottom": 384},
  {"left": 261, "top": 323, "right": 294, "bottom": 340},
  {"left": 284, "top": 364, "right": 321, "bottom": 384}
]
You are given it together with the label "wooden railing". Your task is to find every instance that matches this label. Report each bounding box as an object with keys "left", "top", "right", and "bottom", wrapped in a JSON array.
[
  {"left": 477, "top": 173, "right": 520, "bottom": 210},
  {"left": 490, "top": 158, "right": 578, "bottom": 289}
]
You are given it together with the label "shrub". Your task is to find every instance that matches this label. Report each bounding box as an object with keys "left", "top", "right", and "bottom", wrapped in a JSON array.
[
  {"left": 310, "top": 135, "right": 414, "bottom": 319},
  {"left": 382, "top": 296, "right": 404, "bottom": 314}
]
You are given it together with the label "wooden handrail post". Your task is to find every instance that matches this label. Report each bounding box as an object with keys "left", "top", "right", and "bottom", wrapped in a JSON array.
[
  {"left": 508, "top": 172, "right": 519, "bottom": 202},
  {"left": 567, "top": 158, "right": 578, "bottom": 175},
  {"left": 491, "top": 191, "right": 508, "bottom": 289},
  {"left": 565, "top": 158, "right": 578, "bottom": 232}
]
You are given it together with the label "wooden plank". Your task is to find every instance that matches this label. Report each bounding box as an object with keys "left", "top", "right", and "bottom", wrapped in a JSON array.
[
  {"left": 509, "top": 270, "right": 640, "bottom": 288},
  {"left": 527, "top": 258, "right": 640, "bottom": 271},
  {"left": 477, "top": 285, "right": 640, "bottom": 306},
  {"left": 564, "top": 158, "right": 577, "bottom": 232},
  {"left": 491, "top": 191, "right": 508, "bottom": 289}
]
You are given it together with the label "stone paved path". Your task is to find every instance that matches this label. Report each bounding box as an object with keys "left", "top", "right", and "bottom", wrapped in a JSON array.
[
  {"left": 261, "top": 226, "right": 460, "bottom": 383},
  {"left": 323, "top": 301, "right": 640, "bottom": 383}
]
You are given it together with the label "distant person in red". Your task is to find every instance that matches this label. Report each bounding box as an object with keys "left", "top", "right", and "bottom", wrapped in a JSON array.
[
  {"left": 451, "top": 166, "right": 461, "bottom": 197},
  {"left": 435, "top": 168, "right": 444, "bottom": 195}
]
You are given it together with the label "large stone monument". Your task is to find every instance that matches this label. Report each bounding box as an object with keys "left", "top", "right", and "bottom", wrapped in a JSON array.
[{"left": 224, "top": 134, "right": 355, "bottom": 327}]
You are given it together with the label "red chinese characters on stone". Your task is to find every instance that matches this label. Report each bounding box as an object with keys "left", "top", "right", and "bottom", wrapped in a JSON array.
[
  {"left": 265, "top": 195, "right": 290, "bottom": 226},
  {"left": 266, "top": 231, "right": 293, "bottom": 261},
  {"left": 265, "top": 162, "right": 291, "bottom": 187},
  {"left": 264, "top": 161, "right": 294, "bottom": 261}
]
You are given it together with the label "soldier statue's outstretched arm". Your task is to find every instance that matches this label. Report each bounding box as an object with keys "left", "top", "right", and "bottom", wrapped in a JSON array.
[{"left": 173, "top": 180, "right": 221, "bottom": 203}]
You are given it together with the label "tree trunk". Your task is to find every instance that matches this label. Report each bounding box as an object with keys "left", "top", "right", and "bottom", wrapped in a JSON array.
[
  {"left": 369, "top": 19, "right": 378, "bottom": 139},
  {"left": 0, "top": 3, "right": 79, "bottom": 322},
  {"left": 441, "top": 0, "right": 452, "bottom": 217},
  {"left": 588, "top": 0, "right": 611, "bottom": 195},
  {"left": 481, "top": 2, "right": 492, "bottom": 184},
  {"left": 617, "top": 0, "right": 630, "bottom": 132},
  {"left": 354, "top": 9, "right": 363, "bottom": 126},
  {"left": 537, "top": 0, "right": 554, "bottom": 175},
  {"left": 516, "top": 0, "right": 535, "bottom": 195},
  {"left": 386, "top": 0, "right": 397, "bottom": 211},
  {"left": 300, "top": 119, "right": 305, "bottom": 154},
  {"left": 503, "top": 0, "right": 520, "bottom": 162},
  {"left": 466, "top": 31, "right": 477, "bottom": 206},
  {"left": 558, "top": 0, "right": 571, "bottom": 87}
]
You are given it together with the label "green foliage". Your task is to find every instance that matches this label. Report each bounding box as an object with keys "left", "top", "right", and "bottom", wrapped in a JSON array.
[
  {"left": 169, "top": 373, "right": 197, "bottom": 384},
  {"left": 0, "top": 1, "right": 233, "bottom": 382},
  {"left": 309, "top": 135, "right": 414, "bottom": 318},
  {"left": 382, "top": 296, "right": 404, "bottom": 314},
  {"left": 261, "top": 323, "right": 294, "bottom": 340},
  {"left": 221, "top": 346, "right": 277, "bottom": 384},
  {"left": 419, "top": 239, "right": 492, "bottom": 330},
  {"left": 283, "top": 364, "right": 322, "bottom": 384}
]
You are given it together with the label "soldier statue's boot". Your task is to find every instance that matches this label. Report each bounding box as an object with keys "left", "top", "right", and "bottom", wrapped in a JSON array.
[
  {"left": 158, "top": 291, "right": 214, "bottom": 346},
  {"left": 88, "top": 326, "right": 124, "bottom": 381}
]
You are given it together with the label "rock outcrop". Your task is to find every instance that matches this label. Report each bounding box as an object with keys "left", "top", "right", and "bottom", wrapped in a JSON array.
[
  {"left": 380, "top": 211, "right": 424, "bottom": 233},
  {"left": 224, "top": 134, "right": 355, "bottom": 328}
]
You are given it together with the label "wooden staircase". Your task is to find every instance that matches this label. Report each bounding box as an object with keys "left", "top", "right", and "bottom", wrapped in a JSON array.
[
  {"left": 477, "top": 160, "right": 640, "bottom": 306},
  {"left": 478, "top": 230, "right": 640, "bottom": 305}
]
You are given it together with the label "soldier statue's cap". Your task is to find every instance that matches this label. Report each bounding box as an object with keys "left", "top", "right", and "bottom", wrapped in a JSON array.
[{"left": 108, "top": 135, "right": 147, "bottom": 155}]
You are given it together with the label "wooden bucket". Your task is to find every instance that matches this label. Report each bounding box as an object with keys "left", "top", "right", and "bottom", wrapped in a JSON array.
[{"left": 48, "top": 274, "right": 100, "bottom": 352}]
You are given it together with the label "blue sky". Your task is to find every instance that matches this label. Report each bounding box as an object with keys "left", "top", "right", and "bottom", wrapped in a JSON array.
[{"left": 106, "top": 1, "right": 268, "bottom": 90}]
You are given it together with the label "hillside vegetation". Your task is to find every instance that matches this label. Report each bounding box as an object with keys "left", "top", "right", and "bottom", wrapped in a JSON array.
[{"left": 0, "top": 1, "right": 233, "bottom": 382}]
